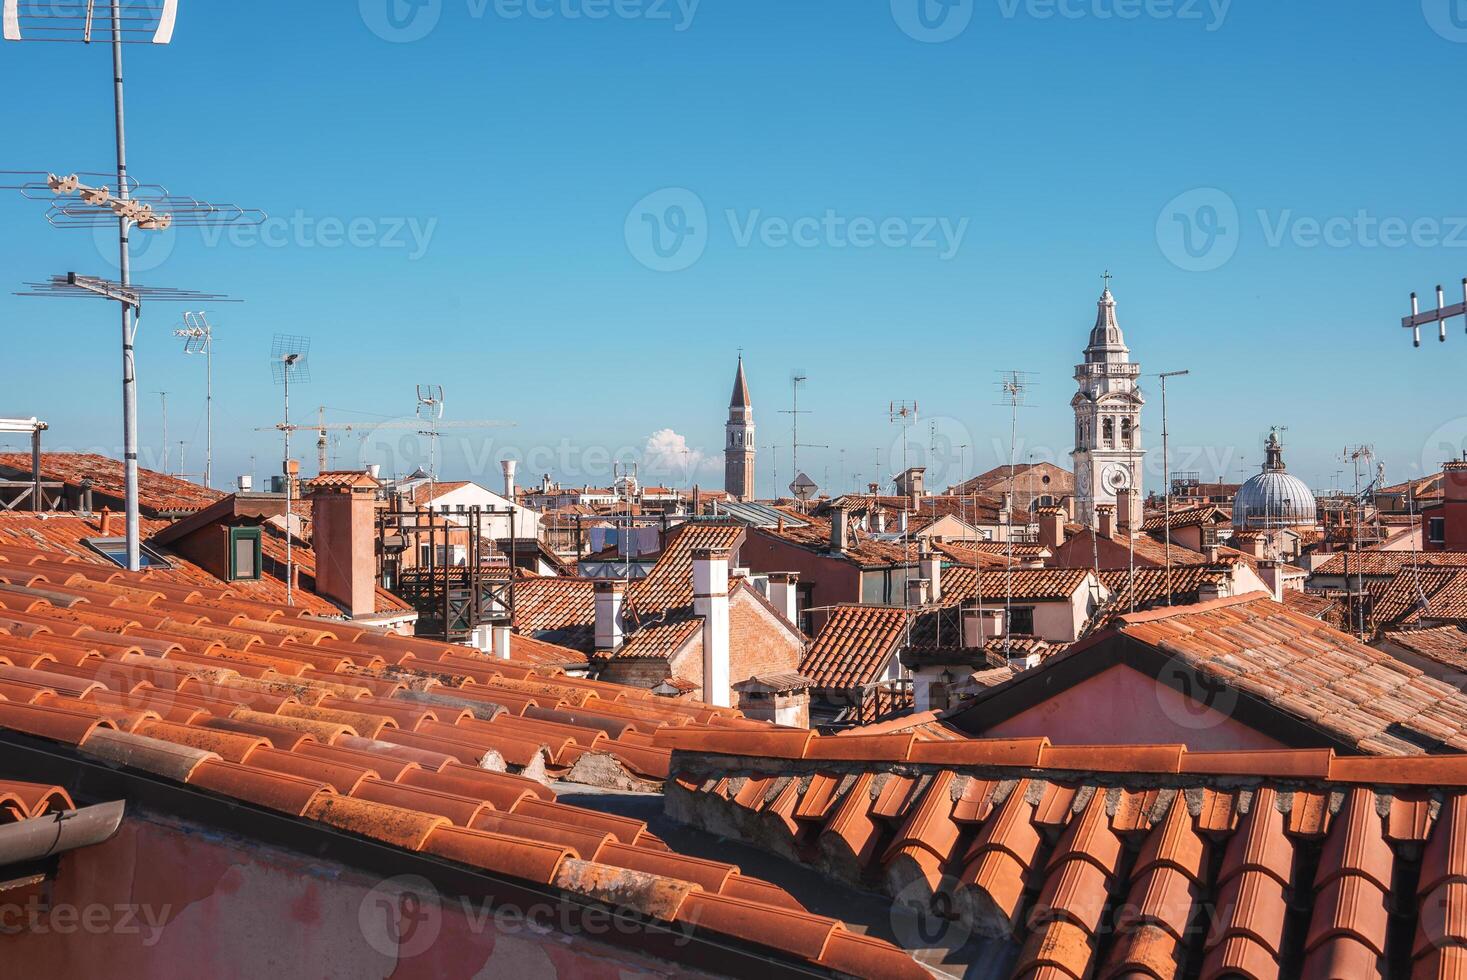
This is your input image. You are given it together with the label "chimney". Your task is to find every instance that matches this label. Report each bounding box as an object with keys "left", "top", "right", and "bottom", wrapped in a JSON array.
[
  {"left": 1237, "top": 532, "right": 1267, "bottom": 559},
  {"left": 501, "top": 459, "right": 518, "bottom": 502},
  {"left": 872, "top": 508, "right": 887, "bottom": 534},
  {"left": 1037, "top": 508, "right": 1065, "bottom": 550},
  {"left": 594, "top": 581, "right": 625, "bottom": 655},
  {"left": 1117, "top": 488, "right": 1140, "bottom": 533},
  {"left": 768, "top": 571, "right": 800, "bottom": 625},
  {"left": 1097, "top": 504, "right": 1116, "bottom": 541},
  {"left": 830, "top": 509, "right": 851, "bottom": 553},
  {"left": 309, "top": 471, "right": 381, "bottom": 618},
  {"left": 98, "top": 506, "right": 112, "bottom": 537},
  {"left": 693, "top": 548, "right": 732, "bottom": 707},
  {"left": 961, "top": 600, "right": 999, "bottom": 648},
  {"left": 79, "top": 478, "right": 94, "bottom": 515},
  {"left": 492, "top": 624, "right": 513, "bottom": 660},
  {"left": 906, "top": 576, "right": 932, "bottom": 608},
  {"left": 1258, "top": 559, "right": 1286, "bottom": 602},
  {"left": 920, "top": 546, "right": 942, "bottom": 603},
  {"left": 1198, "top": 576, "right": 1230, "bottom": 603},
  {"left": 1203, "top": 542, "right": 1221, "bottom": 564},
  {"left": 1000, "top": 491, "right": 1013, "bottom": 524},
  {"left": 236, "top": 474, "right": 253, "bottom": 494},
  {"left": 868, "top": 482, "right": 880, "bottom": 496}
]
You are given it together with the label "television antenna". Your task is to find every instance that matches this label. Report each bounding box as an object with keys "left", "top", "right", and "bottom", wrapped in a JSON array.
[
  {"left": 155, "top": 390, "right": 168, "bottom": 474},
  {"left": 994, "top": 373, "right": 1037, "bottom": 655},
  {"left": 15, "top": 273, "right": 235, "bottom": 568},
  {"left": 3, "top": 3, "right": 261, "bottom": 570},
  {"left": 175, "top": 311, "right": 216, "bottom": 488},
  {"left": 1156, "top": 370, "right": 1191, "bottom": 605},
  {"left": 780, "top": 374, "right": 827, "bottom": 507},
  {"left": 271, "top": 334, "right": 311, "bottom": 606},
  {"left": 1401, "top": 278, "right": 1467, "bottom": 346}
]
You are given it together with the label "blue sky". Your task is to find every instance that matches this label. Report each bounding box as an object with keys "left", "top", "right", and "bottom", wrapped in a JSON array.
[{"left": 1, "top": 1, "right": 1464, "bottom": 500}]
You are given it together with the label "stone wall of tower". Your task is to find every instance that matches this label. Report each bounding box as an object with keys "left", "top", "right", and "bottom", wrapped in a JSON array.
[
  {"left": 1071, "top": 287, "right": 1145, "bottom": 529},
  {"left": 724, "top": 359, "right": 756, "bottom": 501}
]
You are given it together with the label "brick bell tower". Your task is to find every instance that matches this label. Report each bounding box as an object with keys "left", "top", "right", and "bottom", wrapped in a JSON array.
[{"left": 724, "top": 355, "right": 755, "bottom": 501}]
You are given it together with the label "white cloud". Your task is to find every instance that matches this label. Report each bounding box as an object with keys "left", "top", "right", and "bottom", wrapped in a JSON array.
[{"left": 643, "top": 428, "right": 711, "bottom": 481}]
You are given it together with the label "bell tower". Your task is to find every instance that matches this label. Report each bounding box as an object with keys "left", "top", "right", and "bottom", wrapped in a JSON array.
[
  {"left": 1071, "top": 275, "right": 1145, "bottom": 528},
  {"left": 724, "top": 355, "right": 756, "bottom": 500}
]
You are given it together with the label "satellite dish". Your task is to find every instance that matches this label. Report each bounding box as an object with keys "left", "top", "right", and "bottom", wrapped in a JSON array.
[{"left": 789, "top": 472, "right": 818, "bottom": 501}]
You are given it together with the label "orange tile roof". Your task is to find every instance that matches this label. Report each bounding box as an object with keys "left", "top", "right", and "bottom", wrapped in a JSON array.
[
  {"left": 0, "top": 513, "right": 411, "bottom": 619},
  {"left": 800, "top": 604, "right": 909, "bottom": 690},
  {"left": 510, "top": 576, "right": 597, "bottom": 650},
  {"left": 626, "top": 521, "right": 745, "bottom": 617},
  {"left": 0, "top": 453, "right": 224, "bottom": 515},
  {"left": 663, "top": 733, "right": 1467, "bottom": 980},
  {"left": 1098, "top": 564, "right": 1231, "bottom": 611},
  {"left": 612, "top": 616, "right": 703, "bottom": 661},
  {"left": 752, "top": 519, "right": 918, "bottom": 569},
  {"left": 1113, "top": 593, "right": 1467, "bottom": 753},
  {"left": 0, "top": 778, "right": 75, "bottom": 822},
  {"left": 0, "top": 540, "right": 926, "bottom": 976},
  {"left": 946, "top": 567, "right": 1093, "bottom": 603},
  {"left": 1382, "top": 625, "right": 1467, "bottom": 670},
  {"left": 1312, "top": 550, "right": 1467, "bottom": 577}
]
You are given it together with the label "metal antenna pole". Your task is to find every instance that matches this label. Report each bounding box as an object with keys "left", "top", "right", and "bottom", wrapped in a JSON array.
[
  {"left": 283, "top": 360, "right": 293, "bottom": 605},
  {"left": 1158, "top": 370, "right": 1190, "bottom": 605},
  {"left": 204, "top": 330, "right": 213, "bottom": 488},
  {"left": 109, "top": 1, "right": 142, "bottom": 570},
  {"left": 157, "top": 390, "right": 168, "bottom": 474}
]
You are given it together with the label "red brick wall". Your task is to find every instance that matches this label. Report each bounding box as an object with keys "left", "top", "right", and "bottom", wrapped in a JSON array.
[{"left": 598, "top": 658, "right": 673, "bottom": 690}]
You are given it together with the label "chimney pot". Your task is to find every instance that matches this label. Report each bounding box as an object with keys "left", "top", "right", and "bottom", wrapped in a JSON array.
[{"left": 594, "top": 581, "right": 625, "bottom": 654}]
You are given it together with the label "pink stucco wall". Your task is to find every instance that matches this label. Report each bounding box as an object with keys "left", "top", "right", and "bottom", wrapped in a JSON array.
[
  {"left": 3, "top": 812, "right": 708, "bottom": 979},
  {"left": 981, "top": 662, "right": 1289, "bottom": 751}
]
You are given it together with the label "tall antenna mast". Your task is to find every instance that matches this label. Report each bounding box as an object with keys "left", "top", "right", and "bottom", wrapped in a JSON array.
[
  {"left": 1156, "top": 370, "right": 1190, "bottom": 605},
  {"left": 888, "top": 399, "right": 919, "bottom": 648},
  {"left": 155, "top": 389, "right": 168, "bottom": 474},
  {"left": 175, "top": 311, "right": 215, "bottom": 488},
  {"left": 995, "top": 373, "right": 1033, "bottom": 656},
  {"left": 4, "top": 4, "right": 264, "bottom": 567},
  {"left": 271, "top": 334, "right": 311, "bottom": 606},
  {"left": 416, "top": 384, "right": 447, "bottom": 493}
]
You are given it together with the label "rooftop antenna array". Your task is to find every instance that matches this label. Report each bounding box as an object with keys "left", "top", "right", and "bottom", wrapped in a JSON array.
[
  {"left": 175, "top": 312, "right": 216, "bottom": 488},
  {"left": 3, "top": 2, "right": 263, "bottom": 571},
  {"left": 1401, "top": 278, "right": 1467, "bottom": 346},
  {"left": 888, "top": 399, "right": 919, "bottom": 646},
  {"left": 271, "top": 334, "right": 311, "bottom": 607},
  {"left": 1155, "top": 370, "right": 1191, "bottom": 606},
  {"left": 994, "top": 373, "right": 1035, "bottom": 657},
  {"left": 780, "top": 373, "right": 827, "bottom": 505}
]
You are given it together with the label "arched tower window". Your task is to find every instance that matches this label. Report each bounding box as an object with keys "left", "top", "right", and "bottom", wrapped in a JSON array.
[
  {"left": 1102, "top": 417, "right": 1115, "bottom": 447},
  {"left": 1121, "top": 418, "right": 1133, "bottom": 448}
]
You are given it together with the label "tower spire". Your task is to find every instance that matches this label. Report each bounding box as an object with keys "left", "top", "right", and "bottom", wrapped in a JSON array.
[{"left": 730, "top": 354, "right": 751, "bottom": 409}]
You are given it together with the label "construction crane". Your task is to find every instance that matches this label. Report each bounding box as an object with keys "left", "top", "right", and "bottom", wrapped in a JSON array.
[{"left": 255, "top": 406, "right": 516, "bottom": 476}]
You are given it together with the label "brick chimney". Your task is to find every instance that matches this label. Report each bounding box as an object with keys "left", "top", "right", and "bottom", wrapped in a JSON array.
[
  {"left": 594, "top": 580, "right": 625, "bottom": 655},
  {"left": 1097, "top": 504, "right": 1116, "bottom": 541},
  {"left": 767, "top": 571, "right": 800, "bottom": 625},
  {"left": 693, "top": 548, "right": 731, "bottom": 707},
  {"left": 1037, "top": 508, "right": 1066, "bottom": 550},
  {"left": 308, "top": 471, "right": 381, "bottom": 618}
]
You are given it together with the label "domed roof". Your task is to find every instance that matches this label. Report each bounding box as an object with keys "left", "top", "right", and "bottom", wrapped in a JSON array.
[{"left": 1233, "top": 431, "right": 1316, "bottom": 529}]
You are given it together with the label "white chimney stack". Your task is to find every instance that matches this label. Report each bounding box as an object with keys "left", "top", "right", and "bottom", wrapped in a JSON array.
[
  {"left": 920, "top": 549, "right": 942, "bottom": 603},
  {"left": 594, "top": 581, "right": 625, "bottom": 654},
  {"left": 237, "top": 474, "right": 253, "bottom": 493},
  {"left": 492, "top": 624, "right": 512, "bottom": 660},
  {"left": 767, "top": 572, "right": 800, "bottom": 625},
  {"left": 501, "top": 459, "right": 518, "bottom": 503},
  {"left": 693, "top": 548, "right": 731, "bottom": 707}
]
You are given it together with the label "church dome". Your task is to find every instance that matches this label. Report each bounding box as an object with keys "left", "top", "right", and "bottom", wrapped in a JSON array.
[{"left": 1233, "top": 431, "right": 1316, "bottom": 529}]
